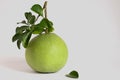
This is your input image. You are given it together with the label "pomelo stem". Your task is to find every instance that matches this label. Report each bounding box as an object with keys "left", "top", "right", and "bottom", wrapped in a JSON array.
[
  {"left": 43, "top": 1, "right": 48, "bottom": 19},
  {"left": 43, "top": 1, "right": 48, "bottom": 34}
]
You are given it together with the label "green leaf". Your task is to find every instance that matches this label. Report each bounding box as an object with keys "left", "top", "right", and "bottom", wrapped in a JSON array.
[
  {"left": 29, "top": 15, "right": 35, "bottom": 24},
  {"left": 42, "top": 18, "right": 54, "bottom": 32},
  {"left": 32, "top": 24, "right": 44, "bottom": 34},
  {"left": 31, "top": 4, "right": 43, "bottom": 16},
  {"left": 25, "top": 12, "right": 35, "bottom": 24},
  {"left": 32, "top": 18, "right": 54, "bottom": 34},
  {"left": 17, "top": 20, "right": 26, "bottom": 24},
  {"left": 32, "top": 18, "right": 48, "bottom": 34},
  {"left": 12, "top": 33, "right": 23, "bottom": 42},
  {"left": 16, "top": 26, "right": 29, "bottom": 33},
  {"left": 22, "top": 31, "right": 32, "bottom": 48},
  {"left": 17, "top": 40, "right": 21, "bottom": 49},
  {"left": 66, "top": 70, "right": 79, "bottom": 78},
  {"left": 12, "top": 30, "right": 32, "bottom": 49},
  {"left": 46, "top": 20, "right": 54, "bottom": 32},
  {"left": 25, "top": 12, "right": 36, "bottom": 24},
  {"left": 25, "top": 12, "right": 32, "bottom": 20}
]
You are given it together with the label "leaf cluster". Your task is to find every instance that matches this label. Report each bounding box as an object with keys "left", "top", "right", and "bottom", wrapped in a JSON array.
[{"left": 12, "top": 3, "right": 54, "bottom": 49}]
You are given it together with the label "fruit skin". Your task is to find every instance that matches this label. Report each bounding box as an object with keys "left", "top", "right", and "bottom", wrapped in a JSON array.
[{"left": 25, "top": 33, "right": 68, "bottom": 73}]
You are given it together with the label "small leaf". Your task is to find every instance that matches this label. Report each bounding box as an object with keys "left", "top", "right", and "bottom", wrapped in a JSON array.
[
  {"left": 32, "top": 18, "right": 54, "bottom": 34},
  {"left": 39, "top": 18, "right": 48, "bottom": 28},
  {"left": 12, "top": 33, "right": 22, "bottom": 42},
  {"left": 32, "top": 24, "right": 44, "bottom": 34},
  {"left": 66, "top": 70, "right": 79, "bottom": 78},
  {"left": 16, "top": 26, "right": 29, "bottom": 33},
  {"left": 22, "top": 31, "right": 32, "bottom": 48},
  {"left": 41, "top": 18, "right": 54, "bottom": 32},
  {"left": 25, "top": 12, "right": 36, "bottom": 24},
  {"left": 32, "top": 18, "right": 48, "bottom": 34},
  {"left": 16, "top": 27, "right": 20, "bottom": 33},
  {"left": 21, "top": 20, "right": 26, "bottom": 24},
  {"left": 17, "top": 40, "right": 21, "bottom": 49},
  {"left": 25, "top": 12, "right": 32, "bottom": 20},
  {"left": 29, "top": 15, "right": 35, "bottom": 24},
  {"left": 31, "top": 4, "right": 43, "bottom": 16},
  {"left": 47, "top": 20, "right": 54, "bottom": 32},
  {"left": 39, "top": 18, "right": 54, "bottom": 32},
  {"left": 17, "top": 20, "right": 26, "bottom": 24}
]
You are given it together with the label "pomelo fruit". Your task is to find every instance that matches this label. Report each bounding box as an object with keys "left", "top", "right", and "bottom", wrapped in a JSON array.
[{"left": 25, "top": 33, "right": 68, "bottom": 72}]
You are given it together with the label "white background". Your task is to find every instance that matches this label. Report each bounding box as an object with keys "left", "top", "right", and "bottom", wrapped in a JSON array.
[{"left": 0, "top": 0, "right": 120, "bottom": 80}]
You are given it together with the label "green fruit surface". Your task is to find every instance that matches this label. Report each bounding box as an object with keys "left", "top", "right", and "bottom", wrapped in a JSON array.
[{"left": 25, "top": 33, "right": 68, "bottom": 72}]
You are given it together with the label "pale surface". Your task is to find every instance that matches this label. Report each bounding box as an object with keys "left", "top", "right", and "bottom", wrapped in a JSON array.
[{"left": 0, "top": 0, "right": 120, "bottom": 80}]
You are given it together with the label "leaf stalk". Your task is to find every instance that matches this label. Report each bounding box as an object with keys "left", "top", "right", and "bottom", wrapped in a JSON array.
[{"left": 43, "top": 1, "right": 48, "bottom": 34}]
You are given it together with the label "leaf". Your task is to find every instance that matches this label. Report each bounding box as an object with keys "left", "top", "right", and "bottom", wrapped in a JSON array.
[
  {"left": 17, "top": 20, "right": 26, "bottom": 24},
  {"left": 32, "top": 24, "right": 44, "bottom": 34},
  {"left": 21, "top": 20, "right": 27, "bottom": 24},
  {"left": 12, "top": 33, "right": 23, "bottom": 42},
  {"left": 25, "top": 12, "right": 32, "bottom": 20},
  {"left": 46, "top": 19, "right": 54, "bottom": 32},
  {"left": 31, "top": 4, "right": 43, "bottom": 16},
  {"left": 17, "top": 40, "right": 21, "bottom": 49},
  {"left": 12, "top": 30, "right": 32, "bottom": 49},
  {"left": 22, "top": 31, "right": 32, "bottom": 48},
  {"left": 66, "top": 70, "right": 79, "bottom": 78},
  {"left": 16, "top": 26, "right": 29, "bottom": 33},
  {"left": 29, "top": 15, "right": 35, "bottom": 24},
  {"left": 39, "top": 18, "right": 54, "bottom": 31},
  {"left": 32, "top": 18, "right": 54, "bottom": 34},
  {"left": 32, "top": 18, "right": 48, "bottom": 34},
  {"left": 25, "top": 12, "right": 36, "bottom": 24},
  {"left": 41, "top": 18, "right": 54, "bottom": 32}
]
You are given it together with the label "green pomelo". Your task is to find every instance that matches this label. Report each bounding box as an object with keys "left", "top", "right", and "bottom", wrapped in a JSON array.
[{"left": 25, "top": 33, "right": 68, "bottom": 72}]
